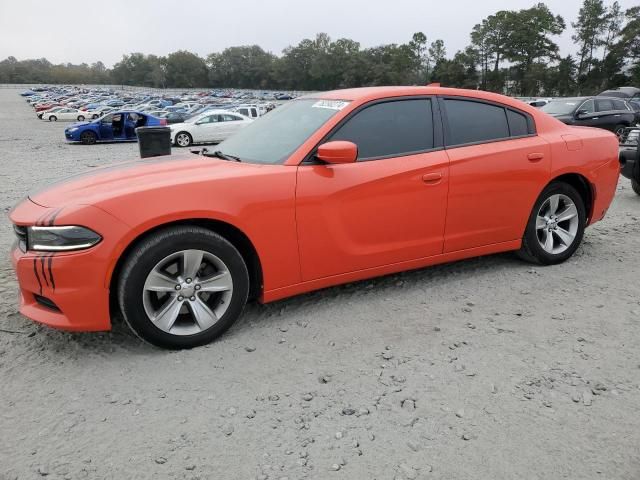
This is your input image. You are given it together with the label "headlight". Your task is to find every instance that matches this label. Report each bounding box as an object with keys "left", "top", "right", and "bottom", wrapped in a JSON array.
[
  {"left": 27, "top": 226, "right": 102, "bottom": 252},
  {"left": 68, "top": 127, "right": 79, "bottom": 132}
]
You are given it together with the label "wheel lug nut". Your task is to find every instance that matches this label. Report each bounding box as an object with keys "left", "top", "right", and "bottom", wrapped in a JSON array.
[
  {"left": 186, "top": 278, "right": 192, "bottom": 284},
  {"left": 194, "top": 285, "right": 201, "bottom": 291},
  {"left": 190, "top": 296, "right": 196, "bottom": 301},
  {"left": 175, "top": 285, "right": 181, "bottom": 290},
  {"left": 178, "top": 295, "right": 184, "bottom": 301}
]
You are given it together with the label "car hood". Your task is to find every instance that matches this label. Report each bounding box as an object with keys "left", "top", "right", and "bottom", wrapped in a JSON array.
[
  {"left": 548, "top": 114, "right": 574, "bottom": 122},
  {"left": 29, "top": 153, "right": 269, "bottom": 208},
  {"left": 66, "top": 121, "right": 91, "bottom": 129}
]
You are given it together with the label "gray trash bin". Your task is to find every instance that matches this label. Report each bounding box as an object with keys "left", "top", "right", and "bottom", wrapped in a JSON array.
[{"left": 136, "top": 126, "right": 171, "bottom": 158}]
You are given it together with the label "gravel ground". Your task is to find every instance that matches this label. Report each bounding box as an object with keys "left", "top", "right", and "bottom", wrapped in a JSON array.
[{"left": 0, "top": 88, "right": 639, "bottom": 480}]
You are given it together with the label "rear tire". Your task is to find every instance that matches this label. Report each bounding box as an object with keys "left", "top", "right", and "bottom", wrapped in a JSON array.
[
  {"left": 77, "top": 115, "right": 85, "bottom": 121},
  {"left": 80, "top": 131, "right": 97, "bottom": 145},
  {"left": 118, "top": 226, "right": 249, "bottom": 349},
  {"left": 49, "top": 115, "right": 57, "bottom": 121},
  {"left": 632, "top": 179, "right": 640, "bottom": 196},
  {"left": 517, "top": 182, "right": 586, "bottom": 265}
]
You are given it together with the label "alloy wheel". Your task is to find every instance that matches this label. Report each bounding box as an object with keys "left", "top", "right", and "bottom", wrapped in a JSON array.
[
  {"left": 142, "top": 249, "right": 233, "bottom": 335},
  {"left": 535, "top": 193, "right": 579, "bottom": 254},
  {"left": 176, "top": 133, "right": 191, "bottom": 147}
]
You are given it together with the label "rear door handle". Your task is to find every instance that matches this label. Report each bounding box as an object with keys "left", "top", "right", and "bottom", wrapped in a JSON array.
[
  {"left": 422, "top": 172, "right": 443, "bottom": 184},
  {"left": 527, "top": 153, "right": 545, "bottom": 162}
]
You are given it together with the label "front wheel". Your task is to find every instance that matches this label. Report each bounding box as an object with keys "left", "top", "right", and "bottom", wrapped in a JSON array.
[
  {"left": 118, "top": 226, "right": 250, "bottom": 349},
  {"left": 614, "top": 124, "right": 627, "bottom": 138},
  {"left": 632, "top": 179, "right": 640, "bottom": 196},
  {"left": 79, "top": 131, "right": 97, "bottom": 145},
  {"left": 77, "top": 115, "right": 85, "bottom": 121},
  {"left": 175, "top": 132, "right": 192, "bottom": 147},
  {"left": 518, "top": 182, "right": 586, "bottom": 265}
]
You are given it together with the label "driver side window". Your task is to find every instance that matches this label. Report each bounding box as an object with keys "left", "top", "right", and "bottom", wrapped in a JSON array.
[
  {"left": 329, "top": 99, "right": 434, "bottom": 161},
  {"left": 579, "top": 100, "right": 595, "bottom": 114}
]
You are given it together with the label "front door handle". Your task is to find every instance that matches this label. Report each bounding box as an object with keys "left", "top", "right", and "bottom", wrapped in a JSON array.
[
  {"left": 422, "top": 172, "right": 443, "bottom": 184},
  {"left": 527, "top": 153, "right": 545, "bottom": 162}
]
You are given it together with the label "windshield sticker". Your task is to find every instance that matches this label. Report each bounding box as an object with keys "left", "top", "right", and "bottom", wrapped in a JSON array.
[{"left": 312, "top": 100, "right": 350, "bottom": 111}]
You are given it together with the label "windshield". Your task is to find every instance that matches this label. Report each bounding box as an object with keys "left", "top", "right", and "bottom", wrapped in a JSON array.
[
  {"left": 214, "top": 99, "right": 349, "bottom": 164},
  {"left": 541, "top": 100, "right": 582, "bottom": 115}
]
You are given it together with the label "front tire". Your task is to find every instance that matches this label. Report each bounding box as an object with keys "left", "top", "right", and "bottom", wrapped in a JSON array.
[
  {"left": 79, "top": 131, "right": 97, "bottom": 145},
  {"left": 77, "top": 115, "right": 85, "bottom": 121},
  {"left": 118, "top": 226, "right": 250, "bottom": 349},
  {"left": 175, "top": 132, "right": 192, "bottom": 147},
  {"left": 518, "top": 182, "right": 586, "bottom": 265},
  {"left": 614, "top": 124, "right": 626, "bottom": 138},
  {"left": 632, "top": 179, "right": 640, "bottom": 196}
]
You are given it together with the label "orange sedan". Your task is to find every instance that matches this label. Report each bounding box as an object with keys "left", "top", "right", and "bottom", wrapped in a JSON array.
[{"left": 10, "top": 86, "right": 620, "bottom": 348}]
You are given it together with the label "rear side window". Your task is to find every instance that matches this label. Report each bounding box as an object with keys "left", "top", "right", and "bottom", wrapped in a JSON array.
[
  {"left": 506, "top": 109, "right": 529, "bottom": 137},
  {"left": 330, "top": 99, "right": 434, "bottom": 160},
  {"left": 444, "top": 99, "right": 509, "bottom": 146},
  {"left": 596, "top": 99, "right": 614, "bottom": 112}
]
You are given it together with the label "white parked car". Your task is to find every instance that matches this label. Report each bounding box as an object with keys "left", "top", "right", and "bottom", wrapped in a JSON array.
[
  {"left": 232, "top": 104, "right": 261, "bottom": 119},
  {"left": 41, "top": 108, "right": 89, "bottom": 122},
  {"left": 170, "top": 110, "right": 253, "bottom": 147},
  {"left": 37, "top": 106, "right": 64, "bottom": 119}
]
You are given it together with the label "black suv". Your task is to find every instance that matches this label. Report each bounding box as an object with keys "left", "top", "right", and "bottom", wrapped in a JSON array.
[
  {"left": 619, "top": 128, "right": 640, "bottom": 195},
  {"left": 541, "top": 96, "right": 636, "bottom": 137}
]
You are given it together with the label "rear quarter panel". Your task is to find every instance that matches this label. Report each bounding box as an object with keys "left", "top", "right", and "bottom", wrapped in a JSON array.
[{"left": 544, "top": 126, "right": 619, "bottom": 223}]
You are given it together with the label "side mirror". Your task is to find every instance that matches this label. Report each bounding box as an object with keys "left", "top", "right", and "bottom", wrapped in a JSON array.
[
  {"left": 316, "top": 141, "right": 358, "bottom": 164},
  {"left": 576, "top": 109, "right": 588, "bottom": 118}
]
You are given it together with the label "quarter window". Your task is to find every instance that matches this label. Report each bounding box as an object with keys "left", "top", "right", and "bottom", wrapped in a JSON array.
[
  {"left": 506, "top": 109, "right": 529, "bottom": 137},
  {"left": 444, "top": 99, "right": 509, "bottom": 146},
  {"left": 330, "top": 99, "right": 434, "bottom": 160}
]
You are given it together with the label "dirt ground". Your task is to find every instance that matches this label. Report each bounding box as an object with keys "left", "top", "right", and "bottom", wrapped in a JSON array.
[{"left": 0, "top": 88, "right": 639, "bottom": 480}]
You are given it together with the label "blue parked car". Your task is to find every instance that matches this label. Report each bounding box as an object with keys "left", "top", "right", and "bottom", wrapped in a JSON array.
[{"left": 64, "top": 111, "right": 165, "bottom": 145}]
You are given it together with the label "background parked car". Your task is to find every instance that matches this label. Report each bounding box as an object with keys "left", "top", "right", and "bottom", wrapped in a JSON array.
[
  {"left": 64, "top": 111, "right": 165, "bottom": 144},
  {"left": 541, "top": 96, "right": 636, "bottom": 137},
  {"left": 170, "top": 110, "right": 253, "bottom": 147},
  {"left": 41, "top": 108, "right": 89, "bottom": 122},
  {"left": 597, "top": 86, "right": 640, "bottom": 100}
]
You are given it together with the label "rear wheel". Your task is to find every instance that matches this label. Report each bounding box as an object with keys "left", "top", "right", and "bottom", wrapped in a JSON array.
[
  {"left": 79, "top": 131, "right": 97, "bottom": 145},
  {"left": 175, "top": 132, "right": 192, "bottom": 147},
  {"left": 118, "top": 226, "right": 249, "bottom": 349},
  {"left": 49, "top": 115, "right": 57, "bottom": 121},
  {"left": 518, "top": 182, "right": 586, "bottom": 265},
  {"left": 77, "top": 115, "right": 85, "bottom": 121},
  {"left": 632, "top": 179, "right": 640, "bottom": 196},
  {"left": 614, "top": 124, "right": 626, "bottom": 138}
]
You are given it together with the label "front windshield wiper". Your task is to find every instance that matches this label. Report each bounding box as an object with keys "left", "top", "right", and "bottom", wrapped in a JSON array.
[{"left": 202, "top": 149, "right": 242, "bottom": 162}]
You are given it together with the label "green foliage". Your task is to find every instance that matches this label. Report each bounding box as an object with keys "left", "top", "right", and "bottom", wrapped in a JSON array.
[{"left": 1, "top": 2, "right": 639, "bottom": 96}]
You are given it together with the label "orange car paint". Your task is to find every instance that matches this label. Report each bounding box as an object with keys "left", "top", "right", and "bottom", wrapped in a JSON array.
[{"left": 9, "top": 86, "right": 620, "bottom": 331}]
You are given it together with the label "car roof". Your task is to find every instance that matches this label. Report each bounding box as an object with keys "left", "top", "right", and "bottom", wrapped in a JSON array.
[{"left": 310, "top": 86, "right": 543, "bottom": 113}]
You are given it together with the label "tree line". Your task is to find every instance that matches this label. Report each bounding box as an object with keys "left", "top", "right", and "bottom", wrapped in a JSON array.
[{"left": 1, "top": 1, "right": 638, "bottom": 96}]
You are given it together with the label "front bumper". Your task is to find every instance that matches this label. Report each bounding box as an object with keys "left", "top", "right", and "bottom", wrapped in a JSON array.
[
  {"left": 9, "top": 199, "right": 130, "bottom": 332},
  {"left": 619, "top": 146, "right": 638, "bottom": 181}
]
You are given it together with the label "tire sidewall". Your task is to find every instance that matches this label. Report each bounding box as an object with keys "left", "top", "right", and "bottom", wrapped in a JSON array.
[
  {"left": 522, "top": 182, "right": 586, "bottom": 265},
  {"left": 118, "top": 227, "right": 249, "bottom": 349}
]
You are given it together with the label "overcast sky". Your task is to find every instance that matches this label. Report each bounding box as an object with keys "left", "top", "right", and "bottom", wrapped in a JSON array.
[{"left": 0, "top": 0, "right": 636, "bottom": 67}]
